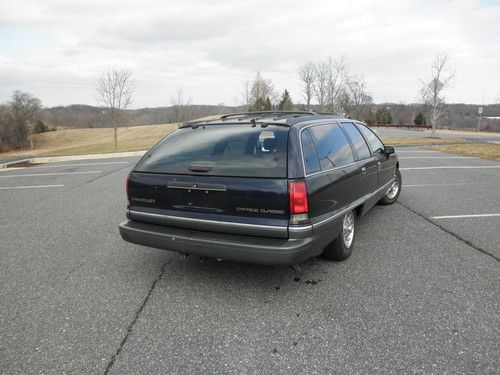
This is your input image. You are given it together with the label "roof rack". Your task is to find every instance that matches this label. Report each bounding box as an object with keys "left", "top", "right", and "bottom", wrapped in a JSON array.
[
  {"left": 180, "top": 111, "right": 343, "bottom": 128},
  {"left": 220, "top": 111, "right": 316, "bottom": 119}
]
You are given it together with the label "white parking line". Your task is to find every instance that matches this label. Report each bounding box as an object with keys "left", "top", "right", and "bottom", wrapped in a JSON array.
[
  {"left": 34, "top": 161, "right": 129, "bottom": 168},
  {"left": 0, "top": 184, "right": 65, "bottom": 190},
  {"left": 0, "top": 171, "right": 102, "bottom": 178},
  {"left": 398, "top": 156, "right": 475, "bottom": 159},
  {"left": 403, "top": 183, "right": 478, "bottom": 187},
  {"left": 400, "top": 166, "right": 500, "bottom": 170},
  {"left": 396, "top": 150, "right": 441, "bottom": 153},
  {"left": 431, "top": 214, "right": 500, "bottom": 219}
]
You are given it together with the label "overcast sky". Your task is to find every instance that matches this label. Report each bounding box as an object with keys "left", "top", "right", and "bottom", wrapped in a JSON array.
[{"left": 0, "top": 0, "right": 499, "bottom": 108}]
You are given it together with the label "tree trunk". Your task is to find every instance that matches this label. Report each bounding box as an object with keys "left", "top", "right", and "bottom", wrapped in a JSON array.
[{"left": 114, "top": 125, "right": 118, "bottom": 152}]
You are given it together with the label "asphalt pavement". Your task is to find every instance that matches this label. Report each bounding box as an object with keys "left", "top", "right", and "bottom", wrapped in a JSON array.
[{"left": 0, "top": 150, "right": 499, "bottom": 374}]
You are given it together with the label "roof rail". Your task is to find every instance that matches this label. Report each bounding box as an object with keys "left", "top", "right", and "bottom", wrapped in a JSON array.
[{"left": 220, "top": 111, "right": 316, "bottom": 119}]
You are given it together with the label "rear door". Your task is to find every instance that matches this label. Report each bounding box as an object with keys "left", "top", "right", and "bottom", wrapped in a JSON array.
[
  {"left": 300, "top": 123, "right": 360, "bottom": 224},
  {"left": 128, "top": 124, "right": 290, "bottom": 238},
  {"left": 340, "top": 122, "right": 378, "bottom": 198}
]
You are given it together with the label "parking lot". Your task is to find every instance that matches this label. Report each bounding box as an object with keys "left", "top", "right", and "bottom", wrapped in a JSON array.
[{"left": 1, "top": 148, "right": 499, "bottom": 374}]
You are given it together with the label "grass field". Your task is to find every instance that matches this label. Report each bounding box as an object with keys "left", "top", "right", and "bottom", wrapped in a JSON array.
[
  {"left": 0, "top": 124, "right": 494, "bottom": 160},
  {"left": 0, "top": 124, "right": 178, "bottom": 157},
  {"left": 429, "top": 143, "right": 500, "bottom": 161},
  {"left": 381, "top": 137, "right": 467, "bottom": 145}
]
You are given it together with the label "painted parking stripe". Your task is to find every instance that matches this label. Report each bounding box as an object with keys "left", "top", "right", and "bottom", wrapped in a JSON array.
[
  {"left": 403, "top": 183, "right": 480, "bottom": 187},
  {"left": 431, "top": 214, "right": 500, "bottom": 219},
  {"left": 398, "top": 156, "right": 475, "bottom": 159},
  {"left": 35, "top": 161, "right": 130, "bottom": 168},
  {"left": 0, "top": 184, "right": 65, "bottom": 190},
  {"left": 396, "top": 150, "right": 442, "bottom": 153},
  {"left": 400, "top": 166, "right": 500, "bottom": 170},
  {"left": 0, "top": 171, "right": 102, "bottom": 178}
]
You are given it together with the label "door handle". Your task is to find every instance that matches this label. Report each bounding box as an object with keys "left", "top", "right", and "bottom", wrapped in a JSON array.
[{"left": 361, "top": 166, "right": 367, "bottom": 175}]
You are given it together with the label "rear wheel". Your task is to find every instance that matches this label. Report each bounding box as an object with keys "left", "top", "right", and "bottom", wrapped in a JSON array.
[
  {"left": 378, "top": 169, "right": 401, "bottom": 205},
  {"left": 323, "top": 210, "right": 355, "bottom": 261}
]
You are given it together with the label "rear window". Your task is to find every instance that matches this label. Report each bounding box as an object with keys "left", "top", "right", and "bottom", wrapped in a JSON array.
[{"left": 134, "top": 125, "right": 288, "bottom": 178}]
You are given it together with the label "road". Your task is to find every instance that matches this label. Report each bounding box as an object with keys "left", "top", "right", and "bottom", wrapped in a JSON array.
[
  {"left": 373, "top": 127, "right": 500, "bottom": 143},
  {"left": 0, "top": 150, "right": 499, "bottom": 374}
]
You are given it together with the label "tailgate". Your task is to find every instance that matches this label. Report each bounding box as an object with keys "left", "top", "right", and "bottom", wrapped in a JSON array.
[{"left": 128, "top": 172, "right": 289, "bottom": 239}]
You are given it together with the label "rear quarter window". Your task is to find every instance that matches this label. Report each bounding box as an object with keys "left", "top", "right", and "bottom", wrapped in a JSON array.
[
  {"left": 134, "top": 125, "right": 289, "bottom": 178},
  {"left": 306, "top": 124, "right": 355, "bottom": 171},
  {"left": 300, "top": 130, "right": 320, "bottom": 174}
]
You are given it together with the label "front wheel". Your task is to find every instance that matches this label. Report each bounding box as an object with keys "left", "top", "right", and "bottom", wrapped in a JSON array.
[
  {"left": 323, "top": 210, "right": 355, "bottom": 261},
  {"left": 378, "top": 169, "right": 402, "bottom": 205}
]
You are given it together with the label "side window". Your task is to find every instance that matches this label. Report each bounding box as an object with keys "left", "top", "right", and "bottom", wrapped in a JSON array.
[
  {"left": 357, "top": 124, "right": 384, "bottom": 153},
  {"left": 341, "top": 122, "right": 371, "bottom": 160},
  {"left": 307, "top": 124, "right": 355, "bottom": 170},
  {"left": 300, "top": 130, "right": 320, "bottom": 174}
]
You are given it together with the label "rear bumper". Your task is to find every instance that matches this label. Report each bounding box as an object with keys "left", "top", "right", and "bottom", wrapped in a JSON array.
[{"left": 119, "top": 220, "right": 321, "bottom": 265}]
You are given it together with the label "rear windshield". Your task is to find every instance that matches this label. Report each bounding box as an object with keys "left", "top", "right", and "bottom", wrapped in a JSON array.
[{"left": 134, "top": 124, "right": 288, "bottom": 178}]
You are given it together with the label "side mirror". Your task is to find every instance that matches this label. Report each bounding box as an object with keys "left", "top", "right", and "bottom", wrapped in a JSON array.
[{"left": 384, "top": 146, "right": 395, "bottom": 156}]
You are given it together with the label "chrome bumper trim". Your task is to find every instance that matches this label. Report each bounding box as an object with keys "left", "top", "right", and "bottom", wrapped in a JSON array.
[{"left": 127, "top": 209, "right": 289, "bottom": 239}]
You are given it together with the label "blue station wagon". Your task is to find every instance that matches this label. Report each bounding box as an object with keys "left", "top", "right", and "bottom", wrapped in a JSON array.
[{"left": 119, "top": 112, "right": 401, "bottom": 264}]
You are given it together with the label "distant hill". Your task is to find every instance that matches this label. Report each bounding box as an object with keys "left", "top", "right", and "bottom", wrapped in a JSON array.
[
  {"left": 42, "top": 103, "right": 500, "bottom": 132},
  {"left": 43, "top": 104, "right": 246, "bottom": 129}
]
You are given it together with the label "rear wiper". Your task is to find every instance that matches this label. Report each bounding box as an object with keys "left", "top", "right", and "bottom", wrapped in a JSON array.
[{"left": 189, "top": 161, "right": 213, "bottom": 172}]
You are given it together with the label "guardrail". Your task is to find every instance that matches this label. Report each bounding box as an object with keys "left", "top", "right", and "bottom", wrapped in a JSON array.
[{"left": 368, "top": 124, "right": 432, "bottom": 130}]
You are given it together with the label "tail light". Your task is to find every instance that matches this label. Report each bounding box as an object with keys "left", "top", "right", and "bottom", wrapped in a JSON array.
[
  {"left": 126, "top": 174, "right": 131, "bottom": 201},
  {"left": 289, "top": 181, "right": 309, "bottom": 224}
]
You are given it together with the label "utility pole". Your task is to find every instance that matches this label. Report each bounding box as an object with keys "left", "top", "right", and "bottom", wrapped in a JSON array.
[{"left": 477, "top": 106, "right": 483, "bottom": 132}]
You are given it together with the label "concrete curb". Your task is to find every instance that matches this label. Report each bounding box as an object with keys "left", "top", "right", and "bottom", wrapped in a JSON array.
[
  {"left": 0, "top": 150, "right": 147, "bottom": 168},
  {"left": 0, "top": 158, "right": 33, "bottom": 169},
  {"left": 32, "top": 150, "right": 147, "bottom": 163}
]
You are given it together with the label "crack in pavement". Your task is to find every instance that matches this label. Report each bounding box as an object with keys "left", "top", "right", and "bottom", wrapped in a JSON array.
[
  {"left": 63, "top": 260, "right": 84, "bottom": 282},
  {"left": 103, "top": 259, "right": 173, "bottom": 375},
  {"left": 397, "top": 201, "right": 500, "bottom": 262}
]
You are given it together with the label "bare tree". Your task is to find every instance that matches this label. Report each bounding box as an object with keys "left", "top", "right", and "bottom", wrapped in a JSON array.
[
  {"left": 344, "top": 75, "right": 372, "bottom": 119},
  {"left": 249, "top": 71, "right": 276, "bottom": 108},
  {"left": 313, "top": 62, "right": 329, "bottom": 111},
  {"left": 0, "top": 105, "right": 13, "bottom": 150},
  {"left": 298, "top": 63, "right": 315, "bottom": 110},
  {"left": 96, "top": 66, "right": 135, "bottom": 151},
  {"left": 170, "top": 88, "right": 192, "bottom": 123},
  {"left": 310, "top": 56, "right": 350, "bottom": 113},
  {"left": 419, "top": 52, "right": 454, "bottom": 137},
  {"left": 325, "top": 56, "right": 349, "bottom": 113},
  {"left": 238, "top": 80, "right": 252, "bottom": 110},
  {"left": 8, "top": 90, "right": 42, "bottom": 149},
  {"left": 237, "top": 72, "right": 276, "bottom": 111}
]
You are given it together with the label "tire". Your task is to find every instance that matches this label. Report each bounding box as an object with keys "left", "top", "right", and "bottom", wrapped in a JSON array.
[
  {"left": 323, "top": 210, "right": 355, "bottom": 261},
  {"left": 378, "top": 169, "right": 402, "bottom": 205}
]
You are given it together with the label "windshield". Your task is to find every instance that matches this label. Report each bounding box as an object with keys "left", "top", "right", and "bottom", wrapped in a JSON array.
[{"left": 134, "top": 124, "right": 289, "bottom": 178}]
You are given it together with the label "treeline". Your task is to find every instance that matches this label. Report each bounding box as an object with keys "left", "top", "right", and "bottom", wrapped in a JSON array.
[
  {"left": 43, "top": 102, "right": 500, "bottom": 131},
  {"left": 43, "top": 104, "right": 246, "bottom": 128}
]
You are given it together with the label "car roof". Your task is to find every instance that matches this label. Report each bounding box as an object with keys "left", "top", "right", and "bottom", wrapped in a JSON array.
[{"left": 181, "top": 111, "right": 356, "bottom": 129}]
